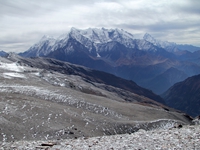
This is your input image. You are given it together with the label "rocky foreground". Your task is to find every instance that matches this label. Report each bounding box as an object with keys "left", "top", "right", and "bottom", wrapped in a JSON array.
[{"left": 1, "top": 125, "right": 199, "bottom": 150}]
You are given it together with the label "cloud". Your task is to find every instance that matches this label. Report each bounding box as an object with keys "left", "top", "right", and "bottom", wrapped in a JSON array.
[
  {"left": 0, "top": 0, "right": 200, "bottom": 52},
  {"left": 175, "top": 0, "right": 200, "bottom": 15}
]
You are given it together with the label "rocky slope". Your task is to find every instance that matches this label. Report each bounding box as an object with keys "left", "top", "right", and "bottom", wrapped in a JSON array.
[
  {"left": 8, "top": 53, "right": 164, "bottom": 104},
  {"left": 0, "top": 54, "right": 192, "bottom": 142},
  {"left": 162, "top": 74, "right": 200, "bottom": 117},
  {"left": 1, "top": 125, "right": 199, "bottom": 150}
]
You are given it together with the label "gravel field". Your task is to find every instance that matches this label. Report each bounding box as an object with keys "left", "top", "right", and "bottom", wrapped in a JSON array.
[{"left": 1, "top": 125, "right": 199, "bottom": 150}]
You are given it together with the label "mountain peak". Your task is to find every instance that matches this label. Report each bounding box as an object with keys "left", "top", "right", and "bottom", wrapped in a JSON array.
[
  {"left": 69, "top": 27, "right": 135, "bottom": 43},
  {"left": 40, "top": 35, "right": 55, "bottom": 42},
  {"left": 70, "top": 27, "right": 82, "bottom": 33},
  {"left": 143, "top": 33, "right": 157, "bottom": 45},
  {"left": 143, "top": 33, "right": 152, "bottom": 38},
  {"left": 143, "top": 33, "right": 177, "bottom": 52},
  {"left": 71, "top": 27, "right": 78, "bottom": 31},
  {"left": 36, "top": 35, "right": 56, "bottom": 47}
]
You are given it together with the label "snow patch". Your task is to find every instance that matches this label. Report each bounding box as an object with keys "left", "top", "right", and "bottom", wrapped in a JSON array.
[
  {"left": 0, "top": 62, "right": 24, "bottom": 72},
  {"left": 97, "top": 53, "right": 101, "bottom": 58},
  {"left": 32, "top": 72, "right": 40, "bottom": 76},
  {"left": 3, "top": 73, "right": 26, "bottom": 78}
]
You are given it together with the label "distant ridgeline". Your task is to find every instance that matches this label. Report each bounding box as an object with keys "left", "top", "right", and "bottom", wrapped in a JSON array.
[
  {"left": 0, "top": 51, "right": 8, "bottom": 57},
  {"left": 18, "top": 27, "right": 200, "bottom": 117}
]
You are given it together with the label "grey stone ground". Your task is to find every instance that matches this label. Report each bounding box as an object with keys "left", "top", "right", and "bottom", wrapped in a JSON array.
[{"left": 1, "top": 125, "right": 199, "bottom": 150}]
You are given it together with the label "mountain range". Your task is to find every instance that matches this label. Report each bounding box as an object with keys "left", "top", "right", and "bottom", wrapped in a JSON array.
[
  {"left": 0, "top": 53, "right": 193, "bottom": 141},
  {"left": 1, "top": 27, "right": 200, "bottom": 143},
  {"left": 143, "top": 33, "right": 200, "bottom": 52},
  {"left": 19, "top": 28, "right": 200, "bottom": 95}
]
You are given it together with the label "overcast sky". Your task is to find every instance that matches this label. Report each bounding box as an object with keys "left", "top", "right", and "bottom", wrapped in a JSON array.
[{"left": 0, "top": 0, "right": 200, "bottom": 52}]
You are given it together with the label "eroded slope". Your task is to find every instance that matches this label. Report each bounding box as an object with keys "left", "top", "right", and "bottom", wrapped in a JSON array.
[{"left": 0, "top": 55, "right": 192, "bottom": 141}]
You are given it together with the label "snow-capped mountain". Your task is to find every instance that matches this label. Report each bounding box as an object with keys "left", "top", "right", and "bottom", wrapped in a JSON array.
[
  {"left": 21, "top": 28, "right": 200, "bottom": 58},
  {"left": 19, "top": 27, "right": 200, "bottom": 95},
  {"left": 143, "top": 33, "right": 200, "bottom": 52},
  {"left": 20, "top": 27, "right": 163, "bottom": 58},
  {"left": 20, "top": 35, "right": 56, "bottom": 57},
  {"left": 143, "top": 33, "right": 179, "bottom": 52},
  {"left": 69, "top": 27, "right": 136, "bottom": 49}
]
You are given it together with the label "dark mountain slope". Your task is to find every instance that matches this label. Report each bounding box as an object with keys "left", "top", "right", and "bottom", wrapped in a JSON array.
[
  {"left": 162, "top": 74, "right": 200, "bottom": 117},
  {"left": 0, "top": 51, "right": 8, "bottom": 57},
  {"left": 46, "top": 37, "right": 114, "bottom": 73},
  {"left": 147, "top": 67, "right": 188, "bottom": 94},
  {"left": 8, "top": 54, "right": 165, "bottom": 104}
]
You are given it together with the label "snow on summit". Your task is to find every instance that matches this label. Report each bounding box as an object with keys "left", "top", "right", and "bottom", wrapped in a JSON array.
[
  {"left": 74, "top": 27, "right": 135, "bottom": 44},
  {"left": 3, "top": 72, "right": 26, "bottom": 78},
  {"left": 21, "top": 27, "right": 139, "bottom": 57},
  {"left": 143, "top": 33, "right": 177, "bottom": 50}
]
